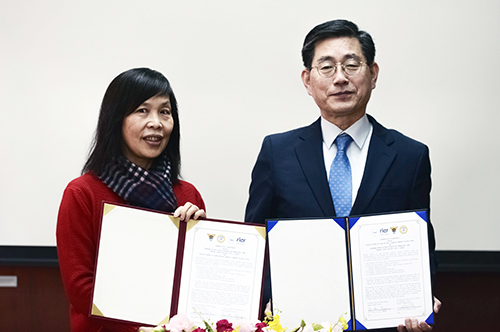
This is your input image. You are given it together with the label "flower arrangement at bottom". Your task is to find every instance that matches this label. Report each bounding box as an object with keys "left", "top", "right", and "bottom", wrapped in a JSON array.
[{"left": 148, "top": 304, "right": 348, "bottom": 332}]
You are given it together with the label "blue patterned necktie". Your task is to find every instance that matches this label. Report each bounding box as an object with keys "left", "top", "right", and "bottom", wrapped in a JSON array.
[{"left": 329, "top": 133, "right": 353, "bottom": 217}]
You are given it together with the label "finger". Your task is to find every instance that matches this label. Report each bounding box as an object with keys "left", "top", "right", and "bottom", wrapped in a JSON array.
[
  {"left": 419, "top": 321, "right": 433, "bottom": 331},
  {"left": 173, "top": 204, "right": 188, "bottom": 218},
  {"left": 405, "top": 318, "right": 419, "bottom": 332},
  {"left": 397, "top": 324, "right": 406, "bottom": 332},
  {"left": 183, "top": 205, "right": 199, "bottom": 221},
  {"left": 174, "top": 203, "right": 195, "bottom": 221},
  {"left": 173, "top": 205, "right": 187, "bottom": 220},
  {"left": 433, "top": 297, "right": 442, "bottom": 313},
  {"left": 193, "top": 209, "right": 206, "bottom": 220}
]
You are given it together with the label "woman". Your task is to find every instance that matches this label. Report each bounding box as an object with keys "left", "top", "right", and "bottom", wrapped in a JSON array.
[{"left": 57, "top": 68, "right": 206, "bottom": 332}]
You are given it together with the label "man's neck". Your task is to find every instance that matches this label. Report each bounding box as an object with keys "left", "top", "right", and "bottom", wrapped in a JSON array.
[{"left": 321, "top": 112, "right": 365, "bottom": 131}]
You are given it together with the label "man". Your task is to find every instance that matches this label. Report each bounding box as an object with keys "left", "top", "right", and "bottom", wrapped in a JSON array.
[{"left": 245, "top": 20, "right": 440, "bottom": 332}]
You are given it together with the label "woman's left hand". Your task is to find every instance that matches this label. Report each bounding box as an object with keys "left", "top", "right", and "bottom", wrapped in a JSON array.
[{"left": 174, "top": 202, "right": 206, "bottom": 222}]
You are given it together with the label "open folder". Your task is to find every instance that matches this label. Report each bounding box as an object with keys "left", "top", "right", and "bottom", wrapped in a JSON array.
[
  {"left": 91, "top": 202, "right": 266, "bottom": 326},
  {"left": 267, "top": 210, "right": 433, "bottom": 331}
]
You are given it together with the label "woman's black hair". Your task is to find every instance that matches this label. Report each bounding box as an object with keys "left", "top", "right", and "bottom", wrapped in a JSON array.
[{"left": 82, "top": 68, "right": 181, "bottom": 183}]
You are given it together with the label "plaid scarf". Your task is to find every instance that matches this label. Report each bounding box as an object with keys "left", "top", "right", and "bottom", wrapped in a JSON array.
[{"left": 99, "top": 154, "right": 177, "bottom": 212}]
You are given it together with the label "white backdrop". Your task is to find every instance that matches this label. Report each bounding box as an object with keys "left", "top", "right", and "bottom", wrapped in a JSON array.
[{"left": 1, "top": 0, "right": 499, "bottom": 251}]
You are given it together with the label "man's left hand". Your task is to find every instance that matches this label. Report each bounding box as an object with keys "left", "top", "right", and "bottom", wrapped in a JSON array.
[{"left": 397, "top": 297, "right": 442, "bottom": 332}]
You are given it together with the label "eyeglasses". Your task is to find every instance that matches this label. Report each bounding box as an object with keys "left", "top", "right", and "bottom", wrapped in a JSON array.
[{"left": 311, "top": 59, "right": 365, "bottom": 78}]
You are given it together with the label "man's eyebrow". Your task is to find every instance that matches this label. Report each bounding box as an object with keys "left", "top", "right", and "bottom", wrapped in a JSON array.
[
  {"left": 317, "top": 53, "right": 363, "bottom": 63},
  {"left": 317, "top": 55, "right": 335, "bottom": 63},
  {"left": 345, "top": 53, "right": 363, "bottom": 61}
]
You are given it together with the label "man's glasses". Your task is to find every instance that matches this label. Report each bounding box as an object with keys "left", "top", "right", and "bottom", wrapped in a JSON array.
[{"left": 312, "top": 59, "right": 365, "bottom": 78}]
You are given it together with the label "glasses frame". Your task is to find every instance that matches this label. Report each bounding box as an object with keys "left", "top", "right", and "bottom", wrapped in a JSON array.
[{"left": 311, "top": 60, "right": 366, "bottom": 78}]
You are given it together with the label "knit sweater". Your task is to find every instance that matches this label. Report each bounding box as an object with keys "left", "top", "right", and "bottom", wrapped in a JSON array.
[{"left": 56, "top": 173, "right": 206, "bottom": 332}]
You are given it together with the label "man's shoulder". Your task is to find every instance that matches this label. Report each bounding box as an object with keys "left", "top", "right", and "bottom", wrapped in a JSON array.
[
  {"left": 369, "top": 114, "right": 428, "bottom": 150},
  {"left": 263, "top": 118, "right": 321, "bottom": 144}
]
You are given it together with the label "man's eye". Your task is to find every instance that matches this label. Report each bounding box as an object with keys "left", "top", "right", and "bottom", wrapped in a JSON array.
[
  {"left": 320, "top": 65, "right": 334, "bottom": 71},
  {"left": 344, "top": 60, "right": 360, "bottom": 67}
]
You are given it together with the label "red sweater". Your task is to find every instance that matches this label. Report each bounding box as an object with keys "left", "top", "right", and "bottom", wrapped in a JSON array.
[{"left": 56, "top": 173, "right": 205, "bottom": 332}]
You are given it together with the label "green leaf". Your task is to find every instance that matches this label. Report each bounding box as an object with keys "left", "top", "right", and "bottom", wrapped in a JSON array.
[
  {"left": 204, "top": 321, "right": 215, "bottom": 332},
  {"left": 312, "top": 323, "right": 324, "bottom": 331}
]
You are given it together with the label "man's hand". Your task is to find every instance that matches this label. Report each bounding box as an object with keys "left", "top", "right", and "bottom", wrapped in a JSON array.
[{"left": 397, "top": 297, "right": 442, "bottom": 332}]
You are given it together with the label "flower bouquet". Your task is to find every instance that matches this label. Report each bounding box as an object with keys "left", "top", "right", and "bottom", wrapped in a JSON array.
[{"left": 142, "top": 304, "right": 348, "bottom": 332}]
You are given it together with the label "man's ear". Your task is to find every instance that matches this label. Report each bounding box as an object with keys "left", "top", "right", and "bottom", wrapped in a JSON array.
[
  {"left": 301, "top": 68, "right": 313, "bottom": 96},
  {"left": 370, "top": 62, "right": 379, "bottom": 90}
]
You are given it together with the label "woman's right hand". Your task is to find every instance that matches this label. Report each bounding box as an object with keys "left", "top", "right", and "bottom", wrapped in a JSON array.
[{"left": 173, "top": 202, "right": 206, "bottom": 222}]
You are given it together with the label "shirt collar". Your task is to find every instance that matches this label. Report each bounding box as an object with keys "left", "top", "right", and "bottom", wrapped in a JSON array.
[{"left": 321, "top": 114, "right": 372, "bottom": 150}]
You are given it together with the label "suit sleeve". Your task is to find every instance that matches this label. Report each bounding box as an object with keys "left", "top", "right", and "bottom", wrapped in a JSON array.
[
  {"left": 410, "top": 145, "right": 437, "bottom": 274},
  {"left": 245, "top": 136, "right": 276, "bottom": 224}
]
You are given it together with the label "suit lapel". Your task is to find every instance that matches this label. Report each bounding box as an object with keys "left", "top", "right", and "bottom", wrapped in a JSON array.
[
  {"left": 294, "top": 118, "right": 336, "bottom": 217},
  {"left": 351, "top": 115, "right": 396, "bottom": 215}
]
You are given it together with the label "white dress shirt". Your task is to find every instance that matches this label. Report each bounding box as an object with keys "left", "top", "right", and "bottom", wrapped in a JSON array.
[{"left": 321, "top": 114, "right": 373, "bottom": 205}]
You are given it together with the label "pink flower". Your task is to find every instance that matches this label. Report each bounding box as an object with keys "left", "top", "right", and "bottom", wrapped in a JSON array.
[
  {"left": 166, "top": 313, "right": 195, "bottom": 332},
  {"left": 193, "top": 328, "right": 206, "bottom": 332},
  {"left": 255, "top": 322, "right": 267, "bottom": 332},
  {"left": 216, "top": 319, "right": 233, "bottom": 332}
]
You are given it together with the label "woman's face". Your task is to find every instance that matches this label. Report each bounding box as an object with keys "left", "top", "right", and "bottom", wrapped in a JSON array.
[{"left": 122, "top": 95, "right": 174, "bottom": 169}]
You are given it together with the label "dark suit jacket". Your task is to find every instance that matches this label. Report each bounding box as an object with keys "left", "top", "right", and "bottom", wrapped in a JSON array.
[
  {"left": 245, "top": 114, "right": 435, "bottom": 252},
  {"left": 245, "top": 115, "right": 437, "bottom": 321}
]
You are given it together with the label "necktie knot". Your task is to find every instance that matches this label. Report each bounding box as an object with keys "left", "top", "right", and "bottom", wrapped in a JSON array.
[{"left": 335, "top": 133, "right": 353, "bottom": 152}]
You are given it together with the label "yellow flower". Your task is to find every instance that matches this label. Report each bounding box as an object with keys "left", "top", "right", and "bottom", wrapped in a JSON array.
[
  {"left": 268, "top": 314, "right": 286, "bottom": 332},
  {"left": 339, "top": 317, "right": 348, "bottom": 330}
]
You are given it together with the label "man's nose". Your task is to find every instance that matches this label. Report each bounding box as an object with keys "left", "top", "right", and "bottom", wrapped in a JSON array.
[{"left": 332, "top": 64, "right": 349, "bottom": 84}]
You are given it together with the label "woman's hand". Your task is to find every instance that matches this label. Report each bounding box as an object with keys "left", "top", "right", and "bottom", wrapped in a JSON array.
[
  {"left": 397, "top": 297, "right": 442, "bottom": 332},
  {"left": 174, "top": 202, "right": 206, "bottom": 221}
]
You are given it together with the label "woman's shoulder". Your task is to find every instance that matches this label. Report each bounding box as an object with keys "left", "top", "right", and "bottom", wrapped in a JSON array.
[
  {"left": 67, "top": 173, "right": 103, "bottom": 187},
  {"left": 64, "top": 173, "right": 109, "bottom": 194},
  {"left": 173, "top": 180, "right": 205, "bottom": 209},
  {"left": 63, "top": 173, "right": 120, "bottom": 204}
]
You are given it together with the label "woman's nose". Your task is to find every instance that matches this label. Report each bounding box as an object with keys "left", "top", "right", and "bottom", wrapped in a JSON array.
[{"left": 147, "top": 113, "right": 162, "bottom": 128}]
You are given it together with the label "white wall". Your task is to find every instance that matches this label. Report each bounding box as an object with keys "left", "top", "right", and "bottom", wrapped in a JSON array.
[{"left": 1, "top": 0, "right": 499, "bottom": 250}]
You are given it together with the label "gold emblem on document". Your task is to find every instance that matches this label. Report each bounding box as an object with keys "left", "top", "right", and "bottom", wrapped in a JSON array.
[
  {"left": 390, "top": 226, "right": 398, "bottom": 234},
  {"left": 208, "top": 233, "right": 215, "bottom": 241},
  {"left": 400, "top": 225, "right": 408, "bottom": 234}
]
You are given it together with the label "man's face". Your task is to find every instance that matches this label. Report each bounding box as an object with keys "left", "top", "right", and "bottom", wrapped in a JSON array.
[{"left": 301, "top": 37, "right": 379, "bottom": 127}]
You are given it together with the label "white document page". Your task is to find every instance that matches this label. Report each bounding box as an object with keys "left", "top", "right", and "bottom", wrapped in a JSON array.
[
  {"left": 177, "top": 220, "right": 266, "bottom": 325},
  {"left": 92, "top": 204, "right": 179, "bottom": 325},
  {"left": 267, "top": 219, "right": 351, "bottom": 329},
  {"left": 349, "top": 211, "right": 433, "bottom": 329}
]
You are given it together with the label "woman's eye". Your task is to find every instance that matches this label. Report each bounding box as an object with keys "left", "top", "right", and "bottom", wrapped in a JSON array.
[
  {"left": 136, "top": 108, "right": 147, "bottom": 113},
  {"left": 160, "top": 109, "right": 171, "bottom": 115}
]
